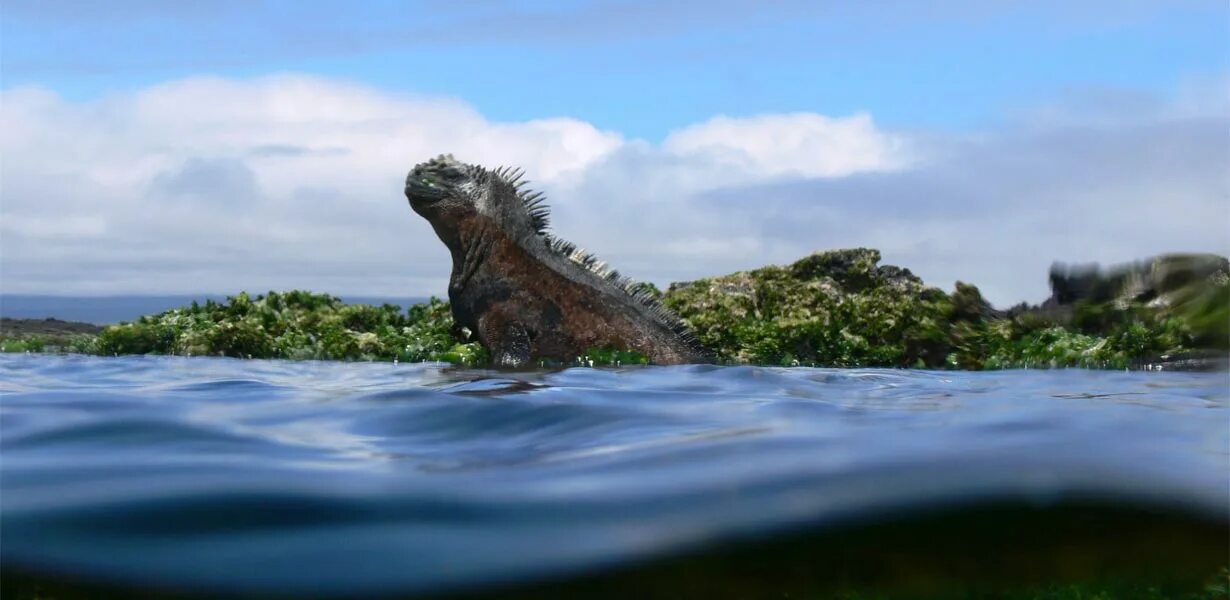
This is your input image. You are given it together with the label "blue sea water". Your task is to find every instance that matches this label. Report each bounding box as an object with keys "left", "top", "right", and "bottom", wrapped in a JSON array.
[{"left": 1, "top": 354, "right": 1227, "bottom": 597}]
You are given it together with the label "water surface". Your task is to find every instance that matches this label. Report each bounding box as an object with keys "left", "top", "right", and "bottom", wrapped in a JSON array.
[{"left": 1, "top": 354, "right": 1226, "bottom": 597}]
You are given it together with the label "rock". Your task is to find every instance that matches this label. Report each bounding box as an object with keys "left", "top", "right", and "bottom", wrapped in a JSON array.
[
  {"left": 1046, "top": 253, "right": 1229, "bottom": 351},
  {"left": 1047, "top": 253, "right": 1229, "bottom": 307},
  {"left": 664, "top": 249, "right": 952, "bottom": 367}
]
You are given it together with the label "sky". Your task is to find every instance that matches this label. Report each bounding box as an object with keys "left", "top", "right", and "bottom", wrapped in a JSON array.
[{"left": 2, "top": 0, "right": 1228, "bottom": 306}]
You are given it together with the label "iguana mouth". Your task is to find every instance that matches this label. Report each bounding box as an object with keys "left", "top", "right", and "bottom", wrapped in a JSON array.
[
  {"left": 406, "top": 154, "right": 463, "bottom": 204},
  {"left": 405, "top": 172, "right": 447, "bottom": 204}
]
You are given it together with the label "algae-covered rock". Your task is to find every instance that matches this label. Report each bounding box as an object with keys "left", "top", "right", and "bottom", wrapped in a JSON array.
[
  {"left": 664, "top": 248, "right": 1227, "bottom": 370},
  {"left": 93, "top": 291, "right": 487, "bottom": 364},
  {"left": 13, "top": 250, "right": 1226, "bottom": 370},
  {"left": 1048, "top": 253, "right": 1228, "bottom": 306},
  {"left": 1046, "top": 253, "right": 1229, "bottom": 359},
  {"left": 664, "top": 249, "right": 953, "bottom": 367},
  {"left": 1, "top": 318, "right": 101, "bottom": 354}
]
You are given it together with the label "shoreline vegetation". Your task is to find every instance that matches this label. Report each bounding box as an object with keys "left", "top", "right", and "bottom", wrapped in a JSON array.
[{"left": 3, "top": 249, "right": 1226, "bottom": 370}]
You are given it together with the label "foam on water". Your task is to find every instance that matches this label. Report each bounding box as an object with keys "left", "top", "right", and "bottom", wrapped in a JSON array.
[{"left": 1, "top": 354, "right": 1226, "bottom": 596}]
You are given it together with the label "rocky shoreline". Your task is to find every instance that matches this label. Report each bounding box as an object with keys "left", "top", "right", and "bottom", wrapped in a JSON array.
[
  {"left": 2, "top": 249, "right": 1226, "bottom": 370},
  {"left": 1, "top": 317, "right": 104, "bottom": 336},
  {"left": 0, "top": 318, "right": 103, "bottom": 354}
]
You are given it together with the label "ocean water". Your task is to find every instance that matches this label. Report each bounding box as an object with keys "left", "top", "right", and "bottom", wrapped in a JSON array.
[{"left": 1, "top": 354, "right": 1226, "bottom": 597}]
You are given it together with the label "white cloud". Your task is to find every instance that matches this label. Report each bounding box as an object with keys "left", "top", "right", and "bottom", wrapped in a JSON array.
[
  {"left": 1, "top": 74, "right": 1225, "bottom": 306},
  {"left": 0, "top": 76, "right": 630, "bottom": 298},
  {"left": 0, "top": 75, "right": 899, "bottom": 297},
  {"left": 663, "top": 112, "right": 909, "bottom": 179}
]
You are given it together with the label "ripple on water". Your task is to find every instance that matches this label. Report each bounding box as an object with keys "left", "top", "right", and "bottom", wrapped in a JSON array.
[{"left": 0, "top": 353, "right": 1226, "bottom": 596}]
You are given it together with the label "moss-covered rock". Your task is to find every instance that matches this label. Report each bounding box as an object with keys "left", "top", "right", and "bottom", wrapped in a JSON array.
[
  {"left": 1041, "top": 253, "right": 1228, "bottom": 363},
  {"left": 663, "top": 249, "right": 954, "bottom": 367},
  {"left": 664, "top": 248, "right": 1227, "bottom": 370},
  {"left": 9, "top": 249, "right": 1226, "bottom": 370},
  {"left": 1, "top": 318, "right": 101, "bottom": 354},
  {"left": 92, "top": 291, "right": 486, "bottom": 365}
]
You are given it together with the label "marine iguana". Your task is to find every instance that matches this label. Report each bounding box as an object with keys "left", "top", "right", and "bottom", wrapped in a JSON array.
[{"left": 404, "top": 154, "right": 709, "bottom": 367}]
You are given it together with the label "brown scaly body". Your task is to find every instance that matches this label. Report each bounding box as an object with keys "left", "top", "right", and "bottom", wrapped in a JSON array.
[{"left": 404, "top": 155, "right": 709, "bottom": 367}]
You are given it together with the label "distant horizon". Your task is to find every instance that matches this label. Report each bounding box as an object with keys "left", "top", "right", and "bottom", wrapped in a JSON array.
[
  {"left": 0, "top": 293, "right": 434, "bottom": 325},
  {"left": 0, "top": 292, "right": 442, "bottom": 300}
]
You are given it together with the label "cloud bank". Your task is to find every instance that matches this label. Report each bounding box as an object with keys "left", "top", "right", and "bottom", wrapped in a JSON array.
[{"left": 1, "top": 75, "right": 1225, "bottom": 305}]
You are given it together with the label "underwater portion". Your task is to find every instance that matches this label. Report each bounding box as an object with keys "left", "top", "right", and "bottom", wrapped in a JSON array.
[{"left": 1, "top": 354, "right": 1226, "bottom": 597}]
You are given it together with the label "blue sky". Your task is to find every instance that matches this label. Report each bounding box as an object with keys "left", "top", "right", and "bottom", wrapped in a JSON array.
[
  {"left": 2, "top": 1, "right": 1228, "bottom": 304},
  {"left": 6, "top": 1, "right": 1226, "bottom": 138}
]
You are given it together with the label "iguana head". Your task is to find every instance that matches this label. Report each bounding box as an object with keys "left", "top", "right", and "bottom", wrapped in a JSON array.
[{"left": 405, "top": 154, "right": 549, "bottom": 249}]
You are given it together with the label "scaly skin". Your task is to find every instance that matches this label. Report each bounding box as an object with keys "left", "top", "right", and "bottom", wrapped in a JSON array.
[{"left": 404, "top": 155, "right": 709, "bottom": 367}]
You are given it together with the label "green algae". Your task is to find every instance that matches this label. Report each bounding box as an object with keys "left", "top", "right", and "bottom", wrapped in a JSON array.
[
  {"left": 663, "top": 249, "right": 953, "bottom": 367},
  {"left": 90, "top": 291, "right": 487, "bottom": 365},
  {"left": 0, "top": 333, "right": 97, "bottom": 355},
  {"left": 662, "top": 249, "right": 1227, "bottom": 370},
  {"left": 8, "top": 249, "right": 1226, "bottom": 370},
  {"left": 577, "top": 347, "right": 650, "bottom": 367},
  {"left": 1, "top": 335, "right": 83, "bottom": 354}
]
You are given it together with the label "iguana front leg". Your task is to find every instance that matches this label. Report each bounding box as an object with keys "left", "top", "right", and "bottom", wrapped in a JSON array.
[
  {"left": 451, "top": 320, "right": 473, "bottom": 342},
  {"left": 479, "top": 313, "right": 532, "bottom": 368}
]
